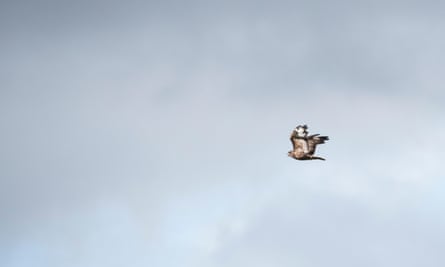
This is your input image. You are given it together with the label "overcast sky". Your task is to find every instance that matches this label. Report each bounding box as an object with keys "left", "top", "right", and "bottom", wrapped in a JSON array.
[{"left": 1, "top": 0, "right": 445, "bottom": 266}]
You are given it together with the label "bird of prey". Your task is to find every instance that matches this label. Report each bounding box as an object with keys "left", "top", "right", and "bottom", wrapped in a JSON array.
[{"left": 288, "top": 125, "right": 329, "bottom": 161}]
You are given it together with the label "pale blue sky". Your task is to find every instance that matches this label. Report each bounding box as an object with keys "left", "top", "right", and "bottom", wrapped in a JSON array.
[{"left": 1, "top": 1, "right": 445, "bottom": 266}]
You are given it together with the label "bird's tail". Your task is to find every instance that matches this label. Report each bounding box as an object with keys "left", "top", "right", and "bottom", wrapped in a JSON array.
[{"left": 310, "top": 156, "right": 325, "bottom": 161}]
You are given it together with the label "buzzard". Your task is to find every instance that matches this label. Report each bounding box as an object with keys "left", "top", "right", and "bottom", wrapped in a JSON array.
[{"left": 288, "top": 125, "right": 329, "bottom": 161}]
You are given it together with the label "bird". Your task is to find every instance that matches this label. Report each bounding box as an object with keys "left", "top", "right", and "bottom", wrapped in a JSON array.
[{"left": 288, "top": 125, "right": 329, "bottom": 161}]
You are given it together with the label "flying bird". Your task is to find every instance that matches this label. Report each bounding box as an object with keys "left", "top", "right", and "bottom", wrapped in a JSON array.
[{"left": 288, "top": 125, "right": 329, "bottom": 161}]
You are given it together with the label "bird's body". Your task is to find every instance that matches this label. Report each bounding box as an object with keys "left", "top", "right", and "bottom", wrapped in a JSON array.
[{"left": 288, "top": 125, "right": 328, "bottom": 161}]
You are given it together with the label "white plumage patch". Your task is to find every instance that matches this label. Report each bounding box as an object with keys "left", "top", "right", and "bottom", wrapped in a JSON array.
[{"left": 294, "top": 125, "right": 308, "bottom": 138}]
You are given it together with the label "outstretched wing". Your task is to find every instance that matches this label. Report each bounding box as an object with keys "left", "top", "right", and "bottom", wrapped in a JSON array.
[{"left": 307, "top": 134, "right": 329, "bottom": 154}]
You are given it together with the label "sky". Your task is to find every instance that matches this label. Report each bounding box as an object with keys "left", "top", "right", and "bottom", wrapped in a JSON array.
[{"left": 1, "top": 0, "right": 445, "bottom": 266}]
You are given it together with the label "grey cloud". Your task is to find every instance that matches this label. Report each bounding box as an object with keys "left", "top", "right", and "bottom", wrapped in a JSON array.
[
  {"left": 1, "top": 0, "right": 445, "bottom": 266},
  {"left": 212, "top": 192, "right": 445, "bottom": 267}
]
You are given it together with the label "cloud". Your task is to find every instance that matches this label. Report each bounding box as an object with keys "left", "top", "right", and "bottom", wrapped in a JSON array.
[{"left": 1, "top": 0, "right": 445, "bottom": 266}]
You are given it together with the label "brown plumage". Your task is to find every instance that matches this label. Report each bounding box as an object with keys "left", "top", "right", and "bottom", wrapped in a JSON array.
[{"left": 288, "top": 125, "right": 329, "bottom": 161}]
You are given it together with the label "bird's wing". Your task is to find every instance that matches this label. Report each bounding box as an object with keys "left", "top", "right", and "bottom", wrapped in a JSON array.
[
  {"left": 307, "top": 134, "right": 329, "bottom": 154},
  {"left": 307, "top": 137, "right": 318, "bottom": 154},
  {"left": 289, "top": 130, "right": 301, "bottom": 150}
]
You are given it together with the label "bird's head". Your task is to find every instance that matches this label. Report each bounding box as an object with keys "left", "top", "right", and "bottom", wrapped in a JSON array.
[{"left": 295, "top": 125, "right": 308, "bottom": 137}]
